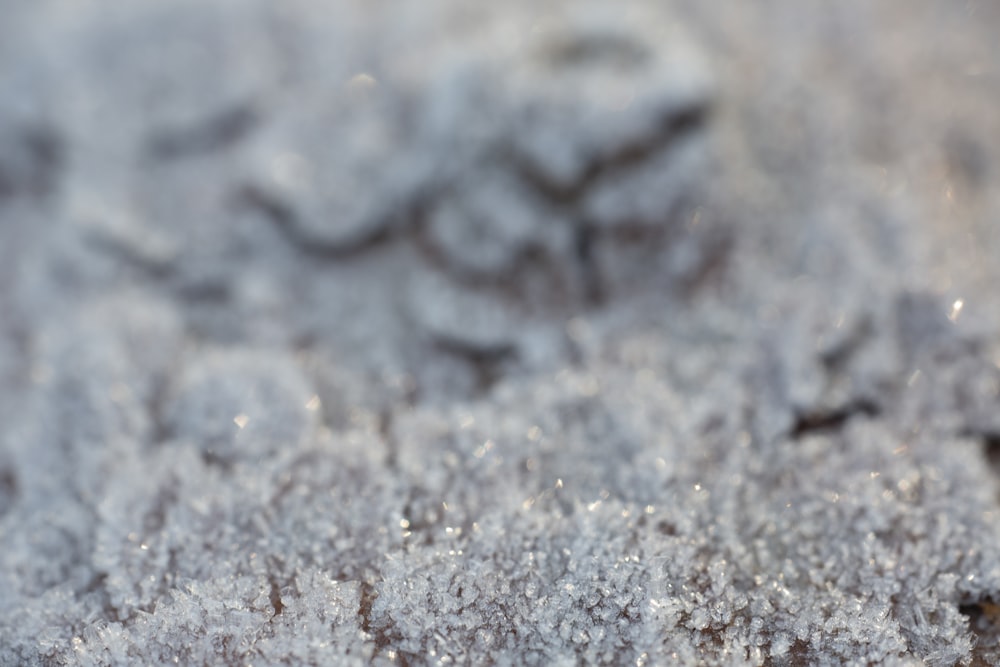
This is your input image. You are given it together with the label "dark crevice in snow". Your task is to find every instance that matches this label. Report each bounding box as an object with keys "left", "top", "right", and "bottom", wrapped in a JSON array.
[
  {"left": 410, "top": 209, "right": 577, "bottom": 306},
  {"left": 789, "top": 399, "right": 881, "bottom": 439},
  {"left": 544, "top": 32, "right": 651, "bottom": 68},
  {"left": 511, "top": 101, "right": 710, "bottom": 205},
  {"left": 0, "top": 124, "right": 63, "bottom": 200},
  {"left": 959, "top": 428, "right": 1000, "bottom": 492},
  {"left": 358, "top": 581, "right": 375, "bottom": 637},
  {"left": 360, "top": 579, "right": 414, "bottom": 664},
  {"left": 959, "top": 598, "right": 1000, "bottom": 666},
  {"left": 574, "top": 223, "right": 605, "bottom": 306},
  {"left": 819, "top": 316, "right": 873, "bottom": 373},
  {"left": 431, "top": 335, "right": 518, "bottom": 394},
  {"left": 144, "top": 104, "right": 259, "bottom": 161},
  {"left": 975, "top": 432, "right": 1000, "bottom": 474},
  {"left": 235, "top": 184, "right": 402, "bottom": 260},
  {"left": 268, "top": 577, "right": 284, "bottom": 618},
  {"left": 0, "top": 465, "right": 17, "bottom": 517}
]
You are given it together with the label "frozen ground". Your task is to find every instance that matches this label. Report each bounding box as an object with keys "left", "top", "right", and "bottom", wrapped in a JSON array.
[{"left": 2, "top": 0, "right": 1000, "bottom": 664}]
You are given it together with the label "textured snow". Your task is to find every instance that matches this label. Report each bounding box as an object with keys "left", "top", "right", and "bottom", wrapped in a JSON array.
[{"left": 2, "top": 0, "right": 1000, "bottom": 665}]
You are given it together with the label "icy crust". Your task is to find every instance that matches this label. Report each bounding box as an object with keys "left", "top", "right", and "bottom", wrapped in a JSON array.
[
  {"left": 62, "top": 574, "right": 369, "bottom": 667},
  {"left": 375, "top": 306, "right": 1000, "bottom": 665},
  {"left": 3, "top": 287, "right": 1000, "bottom": 665},
  {"left": 3, "top": 0, "right": 1000, "bottom": 665}
]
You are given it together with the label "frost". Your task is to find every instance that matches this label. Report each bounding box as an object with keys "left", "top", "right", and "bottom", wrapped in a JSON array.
[
  {"left": 3, "top": 0, "right": 1000, "bottom": 665},
  {"left": 165, "top": 349, "right": 318, "bottom": 465}
]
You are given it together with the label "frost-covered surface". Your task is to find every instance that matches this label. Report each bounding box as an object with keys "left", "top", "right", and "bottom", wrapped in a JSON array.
[{"left": 3, "top": 0, "right": 1000, "bottom": 665}]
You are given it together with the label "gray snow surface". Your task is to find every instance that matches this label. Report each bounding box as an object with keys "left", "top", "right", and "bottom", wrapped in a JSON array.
[{"left": 3, "top": 0, "right": 1000, "bottom": 665}]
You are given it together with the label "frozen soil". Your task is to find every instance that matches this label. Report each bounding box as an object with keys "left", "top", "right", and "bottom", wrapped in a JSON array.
[{"left": 2, "top": 0, "right": 1000, "bottom": 665}]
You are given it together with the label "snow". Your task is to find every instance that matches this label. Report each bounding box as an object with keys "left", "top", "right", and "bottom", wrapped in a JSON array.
[{"left": 2, "top": 0, "right": 1000, "bottom": 664}]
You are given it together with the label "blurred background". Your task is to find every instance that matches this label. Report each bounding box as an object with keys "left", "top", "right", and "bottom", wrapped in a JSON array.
[{"left": 1, "top": 0, "right": 997, "bottom": 398}]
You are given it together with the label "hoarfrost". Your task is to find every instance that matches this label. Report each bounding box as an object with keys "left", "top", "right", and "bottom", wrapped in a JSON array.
[{"left": 2, "top": 0, "right": 1000, "bottom": 665}]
